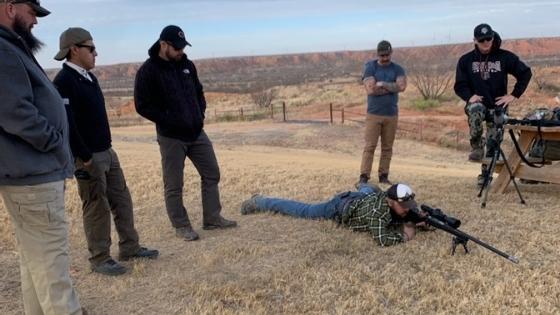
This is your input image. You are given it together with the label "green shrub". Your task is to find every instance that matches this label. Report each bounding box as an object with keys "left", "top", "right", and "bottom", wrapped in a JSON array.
[{"left": 412, "top": 99, "right": 440, "bottom": 110}]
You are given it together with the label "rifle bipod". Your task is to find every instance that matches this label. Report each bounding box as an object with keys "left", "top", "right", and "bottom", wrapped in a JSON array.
[{"left": 451, "top": 236, "right": 469, "bottom": 255}]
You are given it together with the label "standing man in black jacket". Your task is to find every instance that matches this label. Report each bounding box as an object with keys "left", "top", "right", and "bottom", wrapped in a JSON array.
[
  {"left": 134, "top": 25, "right": 237, "bottom": 241},
  {"left": 53, "top": 27, "right": 158, "bottom": 276},
  {"left": 454, "top": 23, "right": 531, "bottom": 185}
]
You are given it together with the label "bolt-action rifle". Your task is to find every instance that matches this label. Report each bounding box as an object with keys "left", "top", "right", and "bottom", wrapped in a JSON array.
[{"left": 407, "top": 205, "right": 519, "bottom": 264}]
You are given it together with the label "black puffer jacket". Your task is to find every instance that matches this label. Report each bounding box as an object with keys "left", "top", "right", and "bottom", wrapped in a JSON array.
[
  {"left": 454, "top": 32, "right": 532, "bottom": 109},
  {"left": 134, "top": 42, "right": 207, "bottom": 142}
]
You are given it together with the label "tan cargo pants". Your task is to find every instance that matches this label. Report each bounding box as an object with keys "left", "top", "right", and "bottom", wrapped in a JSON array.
[
  {"left": 0, "top": 180, "right": 82, "bottom": 315},
  {"left": 359, "top": 113, "right": 398, "bottom": 179}
]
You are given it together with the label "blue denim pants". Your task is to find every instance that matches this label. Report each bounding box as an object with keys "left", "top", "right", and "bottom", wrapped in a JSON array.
[{"left": 254, "top": 184, "right": 377, "bottom": 219}]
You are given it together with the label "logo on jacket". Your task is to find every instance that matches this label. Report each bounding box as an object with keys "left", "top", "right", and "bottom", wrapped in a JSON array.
[
  {"left": 472, "top": 61, "right": 501, "bottom": 80},
  {"left": 183, "top": 69, "right": 190, "bottom": 74}
]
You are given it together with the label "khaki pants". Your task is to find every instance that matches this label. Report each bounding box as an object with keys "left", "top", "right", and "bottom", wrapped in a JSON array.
[
  {"left": 0, "top": 181, "right": 82, "bottom": 315},
  {"left": 75, "top": 148, "right": 140, "bottom": 265},
  {"left": 360, "top": 113, "right": 398, "bottom": 178}
]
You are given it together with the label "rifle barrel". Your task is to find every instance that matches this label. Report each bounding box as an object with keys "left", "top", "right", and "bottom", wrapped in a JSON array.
[{"left": 426, "top": 216, "right": 519, "bottom": 264}]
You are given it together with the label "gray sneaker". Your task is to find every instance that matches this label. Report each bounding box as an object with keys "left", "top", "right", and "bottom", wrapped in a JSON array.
[
  {"left": 203, "top": 216, "right": 238, "bottom": 230},
  {"left": 91, "top": 258, "right": 127, "bottom": 276},
  {"left": 119, "top": 247, "right": 159, "bottom": 261},
  {"left": 176, "top": 226, "right": 200, "bottom": 241},
  {"left": 469, "top": 148, "right": 484, "bottom": 162},
  {"left": 240, "top": 194, "right": 262, "bottom": 215}
]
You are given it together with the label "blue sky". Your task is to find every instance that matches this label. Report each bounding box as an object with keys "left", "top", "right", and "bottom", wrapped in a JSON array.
[{"left": 33, "top": 0, "right": 560, "bottom": 68}]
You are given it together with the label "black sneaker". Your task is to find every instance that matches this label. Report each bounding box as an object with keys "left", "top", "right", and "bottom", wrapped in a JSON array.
[
  {"left": 203, "top": 216, "right": 238, "bottom": 230},
  {"left": 119, "top": 247, "right": 159, "bottom": 261},
  {"left": 92, "top": 258, "right": 127, "bottom": 276},
  {"left": 378, "top": 173, "right": 392, "bottom": 185}
]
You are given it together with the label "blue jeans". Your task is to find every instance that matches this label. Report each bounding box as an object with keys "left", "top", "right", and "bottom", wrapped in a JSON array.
[{"left": 254, "top": 184, "right": 377, "bottom": 219}]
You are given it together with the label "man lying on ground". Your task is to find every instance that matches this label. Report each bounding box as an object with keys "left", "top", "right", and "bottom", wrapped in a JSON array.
[{"left": 241, "top": 183, "right": 423, "bottom": 246}]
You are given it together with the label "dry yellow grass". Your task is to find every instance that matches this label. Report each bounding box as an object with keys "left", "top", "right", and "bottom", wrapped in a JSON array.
[{"left": 1, "top": 121, "right": 559, "bottom": 314}]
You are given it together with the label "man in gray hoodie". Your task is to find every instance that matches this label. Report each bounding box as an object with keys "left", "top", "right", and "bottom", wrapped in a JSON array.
[{"left": 0, "top": 1, "right": 82, "bottom": 314}]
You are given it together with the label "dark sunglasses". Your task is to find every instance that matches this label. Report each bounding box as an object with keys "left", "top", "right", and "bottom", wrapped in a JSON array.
[
  {"left": 378, "top": 53, "right": 390, "bottom": 58},
  {"left": 75, "top": 44, "right": 96, "bottom": 53},
  {"left": 165, "top": 41, "right": 183, "bottom": 51},
  {"left": 477, "top": 37, "right": 493, "bottom": 43}
]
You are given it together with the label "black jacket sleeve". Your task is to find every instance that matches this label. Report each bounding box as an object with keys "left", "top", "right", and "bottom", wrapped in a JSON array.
[
  {"left": 454, "top": 55, "right": 473, "bottom": 102},
  {"left": 134, "top": 64, "right": 168, "bottom": 125},
  {"left": 53, "top": 74, "right": 92, "bottom": 162},
  {"left": 188, "top": 60, "right": 207, "bottom": 118},
  {"left": 506, "top": 52, "right": 532, "bottom": 98}
]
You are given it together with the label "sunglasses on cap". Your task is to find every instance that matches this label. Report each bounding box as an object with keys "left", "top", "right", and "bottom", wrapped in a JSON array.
[
  {"left": 477, "top": 37, "right": 493, "bottom": 43},
  {"left": 395, "top": 192, "right": 415, "bottom": 203},
  {"left": 75, "top": 44, "right": 96, "bottom": 53}
]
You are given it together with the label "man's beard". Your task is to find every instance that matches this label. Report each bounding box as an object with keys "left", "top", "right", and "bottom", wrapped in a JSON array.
[
  {"left": 13, "top": 15, "right": 43, "bottom": 54},
  {"left": 167, "top": 52, "right": 182, "bottom": 62}
]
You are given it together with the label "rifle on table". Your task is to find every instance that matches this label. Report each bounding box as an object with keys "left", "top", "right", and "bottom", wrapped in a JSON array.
[{"left": 407, "top": 205, "right": 519, "bottom": 264}]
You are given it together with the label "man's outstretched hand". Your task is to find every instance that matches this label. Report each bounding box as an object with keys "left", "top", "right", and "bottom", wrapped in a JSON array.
[{"left": 495, "top": 94, "right": 517, "bottom": 107}]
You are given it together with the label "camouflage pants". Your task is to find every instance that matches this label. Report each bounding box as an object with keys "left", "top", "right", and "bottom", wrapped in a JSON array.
[{"left": 465, "top": 102, "right": 498, "bottom": 156}]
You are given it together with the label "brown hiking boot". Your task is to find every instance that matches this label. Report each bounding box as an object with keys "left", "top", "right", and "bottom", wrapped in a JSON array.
[
  {"left": 468, "top": 148, "right": 484, "bottom": 162},
  {"left": 176, "top": 226, "right": 200, "bottom": 241},
  {"left": 202, "top": 216, "right": 238, "bottom": 230}
]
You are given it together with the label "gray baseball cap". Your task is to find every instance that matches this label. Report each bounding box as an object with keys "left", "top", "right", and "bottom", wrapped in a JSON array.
[{"left": 54, "top": 27, "right": 93, "bottom": 61}]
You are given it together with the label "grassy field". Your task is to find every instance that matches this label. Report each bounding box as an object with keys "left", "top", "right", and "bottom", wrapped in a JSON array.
[{"left": 1, "top": 121, "right": 559, "bottom": 314}]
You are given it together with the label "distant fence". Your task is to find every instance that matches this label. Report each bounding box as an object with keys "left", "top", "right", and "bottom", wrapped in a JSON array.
[
  {"left": 109, "top": 102, "right": 471, "bottom": 151},
  {"left": 329, "top": 104, "right": 470, "bottom": 150},
  {"left": 206, "top": 102, "right": 288, "bottom": 123}
]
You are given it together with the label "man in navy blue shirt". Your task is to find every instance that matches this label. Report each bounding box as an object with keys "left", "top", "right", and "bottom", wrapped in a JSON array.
[{"left": 358, "top": 40, "right": 407, "bottom": 186}]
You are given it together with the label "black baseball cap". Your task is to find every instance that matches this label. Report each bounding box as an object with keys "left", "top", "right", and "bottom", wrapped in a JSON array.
[
  {"left": 387, "top": 184, "right": 417, "bottom": 209},
  {"left": 11, "top": 0, "right": 50, "bottom": 17},
  {"left": 159, "top": 25, "right": 191, "bottom": 49},
  {"left": 474, "top": 23, "right": 494, "bottom": 41}
]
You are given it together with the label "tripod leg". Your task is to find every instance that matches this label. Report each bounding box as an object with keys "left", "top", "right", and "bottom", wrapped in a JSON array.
[
  {"left": 500, "top": 149, "right": 526, "bottom": 204},
  {"left": 479, "top": 149, "right": 500, "bottom": 208}
]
